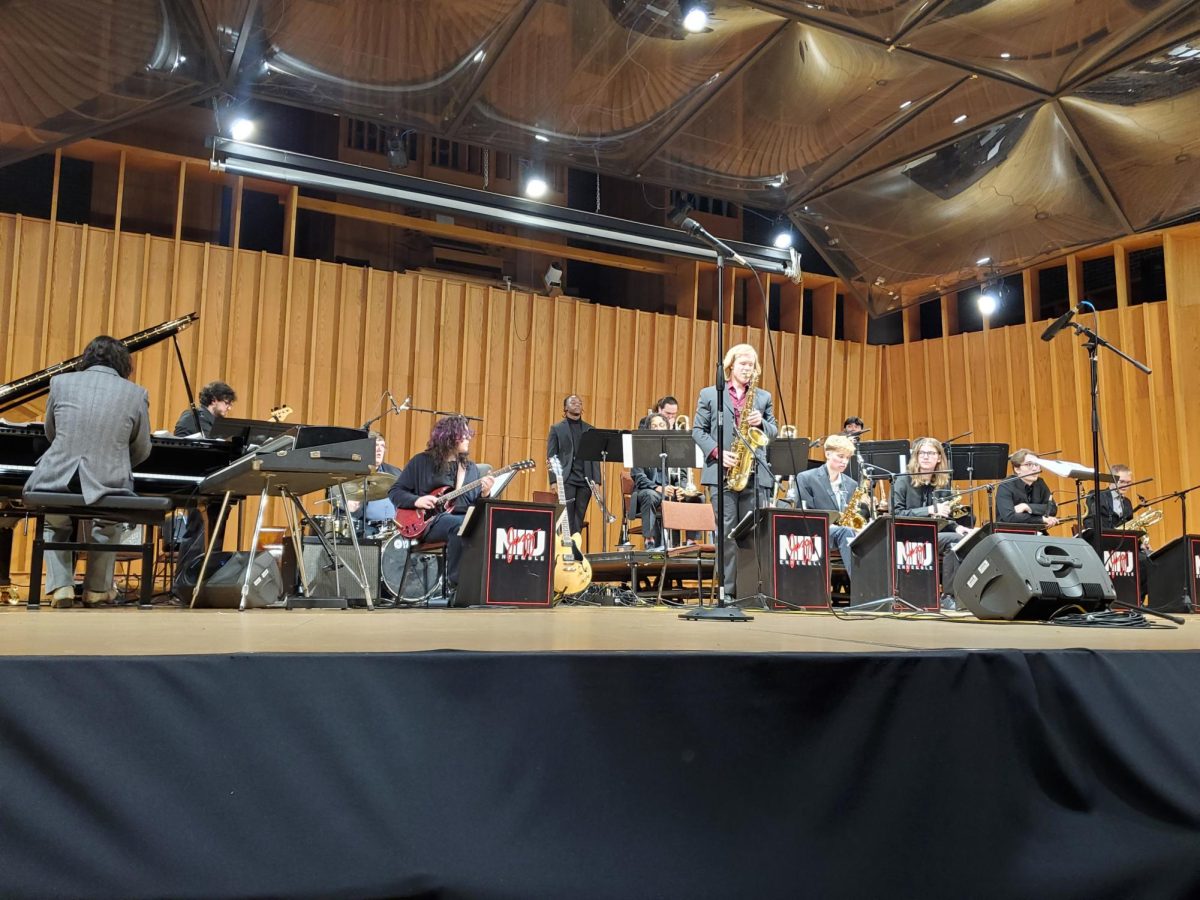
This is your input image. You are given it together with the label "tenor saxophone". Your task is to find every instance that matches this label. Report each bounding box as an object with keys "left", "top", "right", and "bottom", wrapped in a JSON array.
[{"left": 727, "top": 370, "right": 769, "bottom": 492}]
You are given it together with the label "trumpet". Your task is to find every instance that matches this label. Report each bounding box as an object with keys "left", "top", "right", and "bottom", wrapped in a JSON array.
[{"left": 674, "top": 414, "right": 690, "bottom": 430}]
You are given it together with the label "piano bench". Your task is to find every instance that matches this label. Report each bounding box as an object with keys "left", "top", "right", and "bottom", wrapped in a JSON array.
[{"left": 21, "top": 493, "right": 172, "bottom": 610}]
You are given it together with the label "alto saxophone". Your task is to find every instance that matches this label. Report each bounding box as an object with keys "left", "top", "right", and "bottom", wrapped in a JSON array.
[
  {"left": 836, "top": 480, "right": 871, "bottom": 529},
  {"left": 727, "top": 370, "right": 769, "bottom": 492}
]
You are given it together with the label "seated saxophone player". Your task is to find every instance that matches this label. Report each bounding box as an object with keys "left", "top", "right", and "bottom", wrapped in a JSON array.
[
  {"left": 1084, "top": 463, "right": 1152, "bottom": 593},
  {"left": 786, "top": 434, "right": 867, "bottom": 578},
  {"left": 996, "top": 449, "right": 1059, "bottom": 530},
  {"left": 891, "top": 437, "right": 974, "bottom": 609},
  {"left": 693, "top": 343, "right": 778, "bottom": 600},
  {"left": 631, "top": 413, "right": 677, "bottom": 551}
]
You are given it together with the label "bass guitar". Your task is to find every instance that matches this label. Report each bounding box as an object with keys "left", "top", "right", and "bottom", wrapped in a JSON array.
[
  {"left": 394, "top": 459, "right": 535, "bottom": 539},
  {"left": 548, "top": 457, "right": 593, "bottom": 598}
]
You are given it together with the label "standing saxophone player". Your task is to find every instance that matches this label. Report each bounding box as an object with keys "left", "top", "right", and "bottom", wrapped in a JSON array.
[
  {"left": 787, "top": 434, "right": 866, "bottom": 579},
  {"left": 692, "top": 343, "right": 778, "bottom": 600}
]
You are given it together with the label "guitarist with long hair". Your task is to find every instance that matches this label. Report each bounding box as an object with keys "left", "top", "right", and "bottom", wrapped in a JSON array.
[{"left": 388, "top": 415, "right": 494, "bottom": 603}]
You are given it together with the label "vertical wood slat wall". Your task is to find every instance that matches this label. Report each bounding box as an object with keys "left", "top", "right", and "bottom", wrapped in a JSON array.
[{"left": 0, "top": 211, "right": 882, "bottom": 569}]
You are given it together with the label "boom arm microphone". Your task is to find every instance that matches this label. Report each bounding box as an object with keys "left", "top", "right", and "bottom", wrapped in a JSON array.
[
  {"left": 669, "top": 204, "right": 749, "bottom": 267},
  {"left": 1041, "top": 306, "right": 1077, "bottom": 342}
]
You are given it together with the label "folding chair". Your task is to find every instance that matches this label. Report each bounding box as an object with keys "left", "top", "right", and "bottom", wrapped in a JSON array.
[{"left": 657, "top": 500, "right": 717, "bottom": 606}]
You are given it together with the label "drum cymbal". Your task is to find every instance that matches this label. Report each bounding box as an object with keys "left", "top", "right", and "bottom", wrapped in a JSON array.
[{"left": 339, "top": 472, "right": 397, "bottom": 502}]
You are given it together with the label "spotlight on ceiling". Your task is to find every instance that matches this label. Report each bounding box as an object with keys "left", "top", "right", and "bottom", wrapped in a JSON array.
[
  {"left": 682, "top": 6, "right": 708, "bottom": 32},
  {"left": 772, "top": 229, "right": 794, "bottom": 250},
  {"left": 953, "top": 114, "right": 968, "bottom": 125},
  {"left": 976, "top": 256, "right": 991, "bottom": 266},
  {"left": 544, "top": 261, "right": 563, "bottom": 297},
  {"left": 229, "top": 117, "right": 255, "bottom": 141},
  {"left": 524, "top": 176, "right": 549, "bottom": 199},
  {"left": 978, "top": 287, "right": 998, "bottom": 316}
]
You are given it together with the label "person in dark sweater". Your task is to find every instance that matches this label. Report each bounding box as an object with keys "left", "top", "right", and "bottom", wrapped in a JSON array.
[
  {"left": 996, "top": 449, "right": 1059, "bottom": 529},
  {"left": 547, "top": 394, "right": 600, "bottom": 539},
  {"left": 388, "top": 415, "right": 494, "bottom": 600},
  {"left": 172, "top": 381, "right": 237, "bottom": 587}
]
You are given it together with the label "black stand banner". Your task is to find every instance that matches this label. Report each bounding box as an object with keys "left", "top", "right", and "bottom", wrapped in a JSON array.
[{"left": 457, "top": 500, "right": 556, "bottom": 607}]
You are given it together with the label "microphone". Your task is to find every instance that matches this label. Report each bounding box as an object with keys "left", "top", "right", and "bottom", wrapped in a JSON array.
[
  {"left": 387, "top": 391, "right": 411, "bottom": 413},
  {"left": 669, "top": 204, "right": 749, "bottom": 266},
  {"left": 1041, "top": 306, "right": 1077, "bottom": 342},
  {"left": 1136, "top": 493, "right": 1148, "bottom": 504}
]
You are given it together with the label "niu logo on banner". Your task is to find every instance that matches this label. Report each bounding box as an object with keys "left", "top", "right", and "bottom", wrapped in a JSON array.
[
  {"left": 778, "top": 534, "right": 823, "bottom": 568},
  {"left": 895, "top": 541, "right": 933, "bottom": 572},
  {"left": 1104, "top": 549, "right": 1135, "bottom": 577},
  {"left": 495, "top": 528, "right": 546, "bottom": 563}
]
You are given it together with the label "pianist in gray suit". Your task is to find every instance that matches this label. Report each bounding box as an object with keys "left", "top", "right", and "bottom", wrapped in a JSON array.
[
  {"left": 787, "top": 434, "right": 867, "bottom": 578},
  {"left": 24, "top": 336, "right": 152, "bottom": 607}
]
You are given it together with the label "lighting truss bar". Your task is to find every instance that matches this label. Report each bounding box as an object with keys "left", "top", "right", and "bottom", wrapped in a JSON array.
[{"left": 211, "top": 138, "right": 793, "bottom": 275}]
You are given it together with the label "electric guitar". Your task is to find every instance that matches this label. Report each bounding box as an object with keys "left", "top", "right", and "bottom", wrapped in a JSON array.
[
  {"left": 394, "top": 459, "right": 535, "bottom": 539},
  {"left": 549, "top": 457, "right": 593, "bottom": 597}
]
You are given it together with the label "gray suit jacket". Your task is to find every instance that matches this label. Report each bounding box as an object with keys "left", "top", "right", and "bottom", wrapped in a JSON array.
[
  {"left": 25, "top": 366, "right": 152, "bottom": 504},
  {"left": 789, "top": 464, "right": 860, "bottom": 512},
  {"left": 692, "top": 384, "right": 778, "bottom": 488}
]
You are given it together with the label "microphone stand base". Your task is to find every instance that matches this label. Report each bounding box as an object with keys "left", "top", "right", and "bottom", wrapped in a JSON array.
[{"left": 680, "top": 604, "right": 753, "bottom": 621}]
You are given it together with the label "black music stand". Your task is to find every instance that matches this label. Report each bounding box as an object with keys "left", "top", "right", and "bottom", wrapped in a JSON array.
[
  {"left": 768, "top": 438, "right": 810, "bottom": 504},
  {"left": 628, "top": 432, "right": 698, "bottom": 551},
  {"left": 208, "top": 416, "right": 298, "bottom": 450},
  {"left": 577, "top": 428, "right": 623, "bottom": 553},
  {"left": 946, "top": 443, "right": 1009, "bottom": 521},
  {"left": 857, "top": 440, "right": 909, "bottom": 476}
]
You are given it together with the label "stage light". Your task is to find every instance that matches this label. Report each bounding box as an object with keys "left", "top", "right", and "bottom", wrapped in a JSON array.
[
  {"left": 229, "top": 117, "right": 255, "bottom": 141},
  {"left": 772, "top": 229, "right": 794, "bottom": 249},
  {"left": 683, "top": 7, "right": 708, "bottom": 32},
  {"left": 544, "top": 262, "right": 563, "bottom": 296},
  {"left": 978, "top": 290, "right": 998, "bottom": 316},
  {"left": 899, "top": 100, "right": 912, "bottom": 109},
  {"left": 976, "top": 256, "right": 991, "bottom": 265},
  {"left": 534, "top": 134, "right": 549, "bottom": 143},
  {"left": 953, "top": 114, "right": 968, "bottom": 125},
  {"left": 524, "top": 176, "right": 548, "bottom": 199}
]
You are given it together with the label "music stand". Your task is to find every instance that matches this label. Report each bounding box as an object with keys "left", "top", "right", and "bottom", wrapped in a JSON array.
[
  {"left": 628, "top": 432, "right": 699, "bottom": 551},
  {"left": 768, "top": 438, "right": 810, "bottom": 504},
  {"left": 209, "top": 416, "right": 297, "bottom": 451},
  {"left": 857, "top": 440, "right": 909, "bottom": 476},
  {"left": 946, "top": 443, "right": 1009, "bottom": 521},
  {"left": 577, "top": 428, "right": 624, "bottom": 553}
]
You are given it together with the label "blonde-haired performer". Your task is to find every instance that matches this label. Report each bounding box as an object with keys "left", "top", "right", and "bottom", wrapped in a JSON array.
[
  {"left": 692, "top": 343, "right": 778, "bottom": 601},
  {"left": 891, "top": 437, "right": 973, "bottom": 608},
  {"left": 787, "top": 434, "right": 867, "bottom": 579}
]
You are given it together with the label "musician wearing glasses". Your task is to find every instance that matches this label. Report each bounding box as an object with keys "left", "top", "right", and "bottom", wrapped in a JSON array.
[
  {"left": 1084, "top": 464, "right": 1135, "bottom": 531},
  {"left": 388, "top": 416, "right": 494, "bottom": 604},
  {"left": 891, "top": 437, "right": 973, "bottom": 606},
  {"left": 787, "top": 434, "right": 865, "bottom": 578},
  {"left": 996, "top": 449, "right": 1059, "bottom": 529}
]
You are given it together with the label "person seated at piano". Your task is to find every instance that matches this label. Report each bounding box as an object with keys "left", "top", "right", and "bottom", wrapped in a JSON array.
[
  {"left": 631, "top": 413, "right": 678, "bottom": 552},
  {"left": 388, "top": 415, "right": 494, "bottom": 604},
  {"left": 786, "top": 434, "right": 866, "bottom": 578},
  {"left": 173, "top": 380, "right": 237, "bottom": 580},
  {"left": 891, "top": 437, "right": 974, "bottom": 608},
  {"left": 336, "top": 432, "right": 401, "bottom": 538},
  {"left": 23, "top": 335, "right": 152, "bottom": 607},
  {"left": 996, "top": 449, "right": 1059, "bottom": 530}
]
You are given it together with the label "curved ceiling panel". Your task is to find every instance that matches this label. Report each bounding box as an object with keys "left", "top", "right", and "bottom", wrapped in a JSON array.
[
  {"left": 452, "top": 0, "right": 784, "bottom": 170},
  {"left": 0, "top": 0, "right": 214, "bottom": 163},
  {"left": 750, "top": 0, "right": 943, "bottom": 43},
  {"left": 1062, "top": 37, "right": 1200, "bottom": 230},
  {"left": 795, "top": 105, "right": 1128, "bottom": 311}
]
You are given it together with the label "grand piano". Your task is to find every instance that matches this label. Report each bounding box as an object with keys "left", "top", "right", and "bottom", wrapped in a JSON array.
[{"left": 0, "top": 313, "right": 242, "bottom": 505}]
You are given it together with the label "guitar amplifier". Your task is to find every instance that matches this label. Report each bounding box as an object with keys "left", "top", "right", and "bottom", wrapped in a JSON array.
[{"left": 279, "top": 537, "right": 382, "bottom": 602}]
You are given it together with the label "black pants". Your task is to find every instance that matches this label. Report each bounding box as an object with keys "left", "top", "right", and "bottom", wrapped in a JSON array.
[
  {"left": 712, "top": 486, "right": 769, "bottom": 599},
  {"left": 635, "top": 489, "right": 663, "bottom": 546},
  {"left": 425, "top": 512, "right": 467, "bottom": 586},
  {"left": 0, "top": 524, "right": 13, "bottom": 584},
  {"left": 563, "top": 482, "right": 591, "bottom": 543},
  {"left": 178, "top": 501, "right": 233, "bottom": 576}
]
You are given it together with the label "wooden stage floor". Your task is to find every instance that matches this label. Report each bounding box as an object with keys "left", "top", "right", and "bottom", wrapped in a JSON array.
[{"left": 0, "top": 605, "right": 1196, "bottom": 655}]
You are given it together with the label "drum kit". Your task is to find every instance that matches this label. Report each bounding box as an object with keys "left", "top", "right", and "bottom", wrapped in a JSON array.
[{"left": 310, "top": 470, "right": 441, "bottom": 602}]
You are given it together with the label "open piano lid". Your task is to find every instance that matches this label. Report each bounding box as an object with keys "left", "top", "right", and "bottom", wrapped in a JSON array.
[{"left": 0, "top": 313, "right": 198, "bottom": 415}]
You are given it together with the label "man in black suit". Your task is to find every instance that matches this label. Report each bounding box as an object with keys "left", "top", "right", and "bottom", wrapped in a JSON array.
[
  {"left": 173, "top": 381, "right": 237, "bottom": 586},
  {"left": 788, "top": 434, "right": 865, "bottom": 577},
  {"left": 547, "top": 394, "right": 601, "bottom": 539},
  {"left": 1084, "top": 464, "right": 1135, "bottom": 531}
]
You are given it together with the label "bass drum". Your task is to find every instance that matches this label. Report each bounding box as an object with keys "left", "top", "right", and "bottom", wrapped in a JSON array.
[{"left": 380, "top": 535, "right": 443, "bottom": 603}]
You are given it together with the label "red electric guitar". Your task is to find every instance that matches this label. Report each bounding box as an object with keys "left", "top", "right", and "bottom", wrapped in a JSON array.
[{"left": 393, "top": 459, "right": 535, "bottom": 539}]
